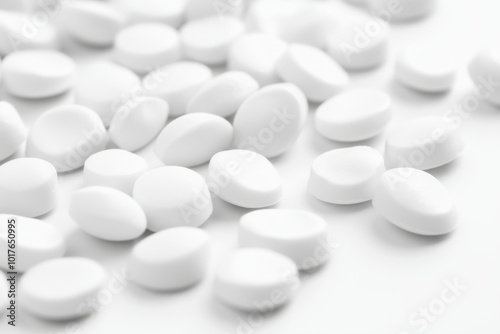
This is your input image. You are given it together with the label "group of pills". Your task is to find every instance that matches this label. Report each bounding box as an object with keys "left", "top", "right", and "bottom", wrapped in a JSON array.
[{"left": 0, "top": 0, "right": 496, "bottom": 323}]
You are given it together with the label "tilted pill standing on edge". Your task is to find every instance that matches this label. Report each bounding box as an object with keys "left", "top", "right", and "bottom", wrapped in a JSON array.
[
  {"left": 469, "top": 48, "right": 500, "bottom": 106},
  {"left": 0, "top": 101, "right": 27, "bottom": 161}
]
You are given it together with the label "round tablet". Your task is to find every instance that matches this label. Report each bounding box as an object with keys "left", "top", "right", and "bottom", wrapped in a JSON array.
[
  {"left": 114, "top": 23, "right": 182, "bottom": 74},
  {"left": 180, "top": 16, "right": 245, "bottom": 65},
  {"left": 214, "top": 248, "right": 299, "bottom": 311},
  {"left": 113, "top": 0, "right": 187, "bottom": 27},
  {"left": 469, "top": 48, "right": 500, "bottom": 106},
  {"left": 232, "top": 83, "right": 307, "bottom": 158},
  {"left": 186, "top": 71, "right": 259, "bottom": 118},
  {"left": 0, "top": 101, "right": 26, "bottom": 161},
  {"left": 239, "top": 210, "right": 329, "bottom": 270},
  {"left": 308, "top": 146, "right": 384, "bottom": 205},
  {"left": 276, "top": 43, "right": 349, "bottom": 102},
  {"left": 2, "top": 50, "right": 75, "bottom": 99},
  {"left": 155, "top": 113, "right": 233, "bottom": 167},
  {"left": 315, "top": 89, "right": 392, "bottom": 142},
  {"left": 369, "top": 0, "right": 435, "bottom": 21},
  {"left": 128, "top": 227, "right": 210, "bottom": 291},
  {"left": 0, "top": 215, "right": 65, "bottom": 272},
  {"left": 0, "top": 158, "right": 57, "bottom": 217},
  {"left": 133, "top": 166, "right": 213, "bottom": 232},
  {"left": 384, "top": 116, "right": 465, "bottom": 171},
  {"left": 109, "top": 97, "right": 169, "bottom": 151},
  {"left": 207, "top": 150, "right": 282, "bottom": 208},
  {"left": 372, "top": 168, "right": 458, "bottom": 235},
  {"left": 84, "top": 149, "right": 148, "bottom": 195},
  {"left": 26, "top": 105, "right": 107, "bottom": 172},
  {"left": 145, "top": 61, "right": 212, "bottom": 117},
  {"left": 19, "top": 257, "right": 106, "bottom": 320}
]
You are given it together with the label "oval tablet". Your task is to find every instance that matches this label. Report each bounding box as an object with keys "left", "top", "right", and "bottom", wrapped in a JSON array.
[
  {"left": 0, "top": 101, "right": 26, "bottom": 161},
  {"left": 113, "top": 0, "right": 187, "bottom": 27},
  {"left": 128, "top": 227, "right": 210, "bottom": 291},
  {"left": 372, "top": 168, "right": 458, "bottom": 235},
  {"left": 214, "top": 248, "right": 299, "bottom": 311},
  {"left": 19, "top": 257, "right": 106, "bottom": 320},
  {"left": 469, "top": 48, "right": 500, "bottom": 106},
  {"left": 369, "top": 0, "right": 435, "bottom": 21}
]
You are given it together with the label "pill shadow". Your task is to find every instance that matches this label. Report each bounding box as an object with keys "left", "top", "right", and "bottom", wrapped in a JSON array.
[
  {"left": 425, "top": 156, "right": 463, "bottom": 179},
  {"left": 305, "top": 192, "right": 374, "bottom": 216},
  {"left": 387, "top": 79, "right": 452, "bottom": 104},
  {"left": 206, "top": 197, "right": 259, "bottom": 223}
]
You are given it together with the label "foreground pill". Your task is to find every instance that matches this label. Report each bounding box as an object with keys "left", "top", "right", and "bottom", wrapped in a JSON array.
[
  {"left": 214, "top": 248, "right": 299, "bottom": 311},
  {"left": 369, "top": 0, "right": 435, "bottom": 21},
  {"left": 0, "top": 215, "right": 65, "bottom": 272},
  {"left": 372, "top": 168, "right": 458, "bottom": 235},
  {"left": 26, "top": 105, "right": 107, "bottom": 172},
  {"left": 113, "top": 0, "right": 186, "bottom": 27},
  {"left": 2, "top": 50, "right": 75, "bottom": 99},
  {"left": 84, "top": 149, "right": 148, "bottom": 195},
  {"left": 0, "top": 101, "right": 26, "bottom": 161},
  {"left": 186, "top": 71, "right": 259, "bottom": 118},
  {"left": 207, "top": 150, "right": 282, "bottom": 208},
  {"left": 155, "top": 113, "right": 233, "bottom": 167},
  {"left": 232, "top": 83, "right": 307, "bottom": 158},
  {"left": 309, "top": 146, "right": 384, "bottom": 204},
  {"left": 19, "top": 257, "right": 106, "bottom": 320},
  {"left": 128, "top": 227, "right": 210, "bottom": 291},
  {"left": 239, "top": 210, "right": 329, "bottom": 270},
  {"left": 0, "top": 158, "right": 57, "bottom": 217},
  {"left": 384, "top": 116, "right": 465, "bottom": 170},
  {"left": 469, "top": 48, "right": 500, "bottom": 106},
  {"left": 315, "top": 89, "right": 391, "bottom": 142},
  {"left": 134, "top": 166, "right": 212, "bottom": 231}
]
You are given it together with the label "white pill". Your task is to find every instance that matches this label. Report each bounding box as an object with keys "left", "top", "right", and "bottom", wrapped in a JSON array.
[
  {"left": 60, "top": 1, "right": 127, "bottom": 47},
  {"left": 133, "top": 166, "right": 212, "bottom": 231},
  {"left": 2, "top": 50, "right": 75, "bottom": 99},
  {"left": 369, "top": 0, "right": 435, "bottom": 21},
  {"left": 239, "top": 210, "right": 329, "bottom": 270},
  {"left": 214, "top": 248, "right": 299, "bottom": 311},
  {"left": 26, "top": 105, "right": 107, "bottom": 172},
  {"left": 396, "top": 44, "right": 457, "bottom": 93},
  {"left": 245, "top": 0, "right": 304, "bottom": 36},
  {"left": 0, "top": 101, "right": 26, "bottom": 161},
  {"left": 155, "top": 113, "right": 233, "bottom": 167},
  {"left": 186, "top": 0, "right": 244, "bottom": 21},
  {"left": 186, "top": 71, "right": 259, "bottom": 118},
  {"left": 146, "top": 61, "right": 212, "bottom": 117},
  {"left": 19, "top": 257, "right": 106, "bottom": 320},
  {"left": 315, "top": 89, "right": 392, "bottom": 142},
  {"left": 469, "top": 48, "right": 500, "bottom": 106},
  {"left": 385, "top": 116, "right": 465, "bottom": 171},
  {"left": 84, "top": 149, "right": 148, "bottom": 195},
  {"left": 114, "top": 23, "right": 182, "bottom": 74},
  {"left": 180, "top": 16, "right": 245, "bottom": 65},
  {"left": 0, "top": 215, "right": 65, "bottom": 272},
  {"left": 0, "top": 158, "right": 57, "bottom": 217},
  {"left": 372, "top": 168, "right": 458, "bottom": 235},
  {"left": 113, "top": 0, "right": 187, "bottom": 27},
  {"left": 128, "top": 227, "right": 210, "bottom": 291},
  {"left": 308, "top": 146, "right": 384, "bottom": 205},
  {"left": 276, "top": 44, "right": 349, "bottom": 103},
  {"left": 232, "top": 83, "right": 307, "bottom": 158},
  {"left": 207, "top": 150, "right": 282, "bottom": 208},
  {"left": 75, "top": 61, "right": 141, "bottom": 126},
  {"left": 109, "top": 97, "right": 169, "bottom": 151}
]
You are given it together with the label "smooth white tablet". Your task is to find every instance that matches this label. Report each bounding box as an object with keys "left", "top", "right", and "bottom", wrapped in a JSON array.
[
  {"left": 186, "top": 0, "right": 243, "bottom": 21},
  {"left": 239, "top": 210, "right": 329, "bottom": 270},
  {"left": 180, "top": 16, "right": 245, "bottom": 65},
  {"left": 128, "top": 227, "right": 210, "bottom": 291},
  {"left": 2, "top": 50, "right": 75, "bottom": 99},
  {"left": 19, "top": 257, "right": 106, "bottom": 320},
  {"left": 26, "top": 105, "right": 107, "bottom": 172},
  {"left": 155, "top": 113, "right": 233, "bottom": 167},
  {"left": 84, "top": 149, "right": 148, "bottom": 195},
  {"left": 315, "top": 89, "right": 392, "bottom": 142},
  {"left": 232, "top": 83, "right": 307, "bottom": 158},
  {"left": 207, "top": 150, "right": 282, "bottom": 208},
  {"left": 245, "top": 0, "right": 305, "bottom": 36},
  {"left": 308, "top": 146, "right": 384, "bottom": 205},
  {"left": 276, "top": 44, "right": 349, "bottom": 102},
  {"left": 0, "top": 215, "right": 65, "bottom": 272},
  {"left": 109, "top": 97, "right": 169, "bottom": 151},
  {"left": 372, "top": 168, "right": 458, "bottom": 235},
  {"left": 0, "top": 101, "right": 26, "bottom": 161},
  {"left": 469, "top": 48, "right": 500, "bottom": 106},
  {"left": 114, "top": 23, "right": 182, "bottom": 74},
  {"left": 0, "top": 158, "right": 57, "bottom": 217},
  {"left": 228, "top": 33, "right": 287, "bottom": 87},
  {"left": 214, "top": 248, "right": 299, "bottom": 311},
  {"left": 75, "top": 61, "right": 141, "bottom": 126},
  {"left": 186, "top": 71, "right": 259, "bottom": 118},
  {"left": 145, "top": 61, "right": 212, "bottom": 116},
  {"left": 384, "top": 116, "right": 465, "bottom": 170},
  {"left": 369, "top": 0, "right": 435, "bottom": 21},
  {"left": 113, "top": 0, "right": 187, "bottom": 27},
  {"left": 133, "top": 166, "right": 212, "bottom": 231}
]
